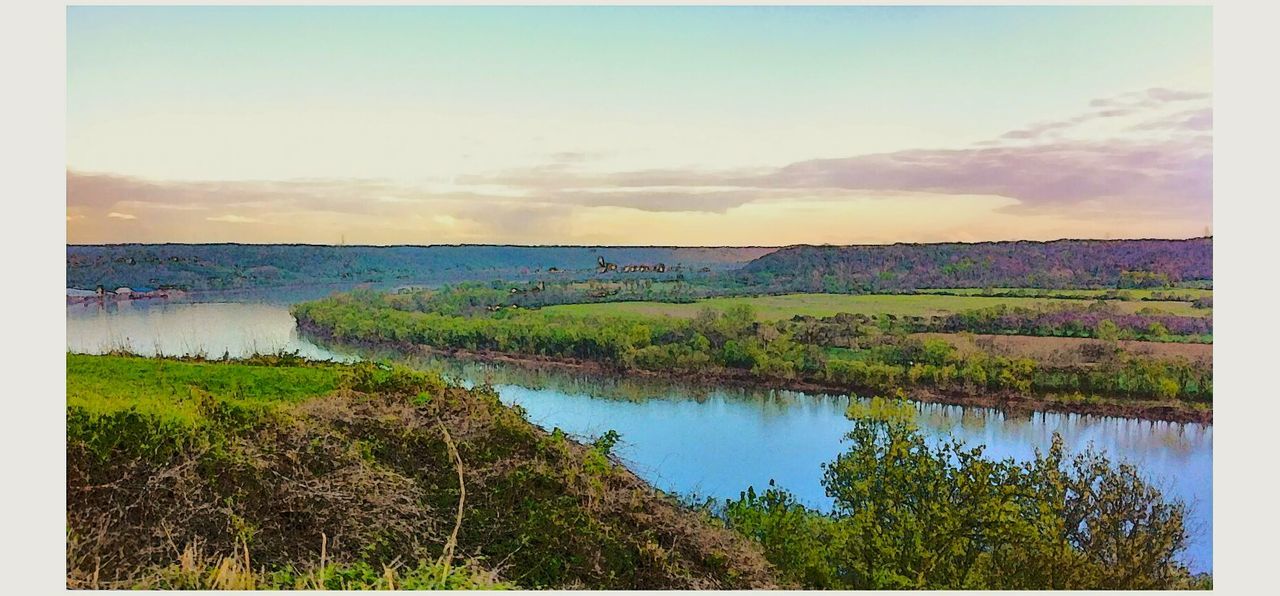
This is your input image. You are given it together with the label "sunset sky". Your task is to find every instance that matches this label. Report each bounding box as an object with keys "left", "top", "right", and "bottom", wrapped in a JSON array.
[{"left": 66, "top": 5, "right": 1212, "bottom": 246}]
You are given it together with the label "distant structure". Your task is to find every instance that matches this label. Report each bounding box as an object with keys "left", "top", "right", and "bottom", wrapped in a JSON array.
[
  {"left": 596, "top": 256, "right": 618, "bottom": 274},
  {"left": 621, "top": 262, "right": 666, "bottom": 273}
]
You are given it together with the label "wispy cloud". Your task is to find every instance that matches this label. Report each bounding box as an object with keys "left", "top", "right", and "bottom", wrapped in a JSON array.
[
  {"left": 451, "top": 87, "right": 1211, "bottom": 219},
  {"left": 206, "top": 214, "right": 260, "bottom": 224},
  {"left": 106, "top": 212, "right": 137, "bottom": 220}
]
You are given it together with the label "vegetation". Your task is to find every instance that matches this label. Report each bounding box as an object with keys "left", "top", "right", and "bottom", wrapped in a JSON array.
[
  {"left": 292, "top": 288, "right": 1212, "bottom": 414},
  {"left": 715, "top": 398, "right": 1204, "bottom": 589},
  {"left": 736, "top": 238, "right": 1211, "bottom": 292},
  {"left": 545, "top": 291, "right": 1208, "bottom": 319},
  {"left": 915, "top": 286, "right": 1213, "bottom": 302},
  {"left": 66, "top": 244, "right": 771, "bottom": 291},
  {"left": 67, "top": 354, "right": 778, "bottom": 589},
  {"left": 67, "top": 354, "right": 1207, "bottom": 590}
]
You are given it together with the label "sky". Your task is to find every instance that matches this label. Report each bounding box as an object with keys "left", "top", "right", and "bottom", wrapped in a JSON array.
[{"left": 66, "top": 5, "right": 1212, "bottom": 246}]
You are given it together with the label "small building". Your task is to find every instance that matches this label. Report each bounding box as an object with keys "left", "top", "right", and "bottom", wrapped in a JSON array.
[{"left": 114, "top": 287, "right": 133, "bottom": 296}]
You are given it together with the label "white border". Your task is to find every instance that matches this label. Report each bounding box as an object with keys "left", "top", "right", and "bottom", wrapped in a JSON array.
[{"left": 5, "top": 1, "right": 1280, "bottom": 594}]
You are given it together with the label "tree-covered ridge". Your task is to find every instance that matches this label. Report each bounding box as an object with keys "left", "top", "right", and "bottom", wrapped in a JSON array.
[
  {"left": 66, "top": 244, "right": 775, "bottom": 291},
  {"left": 738, "top": 238, "right": 1212, "bottom": 292}
]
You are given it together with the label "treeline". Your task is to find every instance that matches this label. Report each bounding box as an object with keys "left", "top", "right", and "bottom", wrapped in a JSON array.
[
  {"left": 66, "top": 244, "right": 772, "bottom": 291},
  {"left": 737, "top": 238, "right": 1212, "bottom": 292},
  {"left": 293, "top": 290, "right": 1212, "bottom": 405},
  {"left": 383, "top": 279, "right": 721, "bottom": 315},
  {"left": 713, "top": 399, "right": 1205, "bottom": 589},
  {"left": 934, "top": 303, "right": 1212, "bottom": 342}
]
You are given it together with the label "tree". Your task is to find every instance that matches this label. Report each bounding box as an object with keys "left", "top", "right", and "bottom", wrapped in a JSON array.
[
  {"left": 722, "top": 398, "right": 1194, "bottom": 590},
  {"left": 1096, "top": 319, "right": 1121, "bottom": 343}
]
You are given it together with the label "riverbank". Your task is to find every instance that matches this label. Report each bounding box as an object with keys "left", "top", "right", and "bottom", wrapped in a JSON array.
[{"left": 296, "top": 321, "right": 1212, "bottom": 425}]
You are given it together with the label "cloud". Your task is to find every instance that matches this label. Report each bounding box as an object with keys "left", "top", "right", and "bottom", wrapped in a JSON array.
[
  {"left": 206, "top": 214, "right": 260, "bottom": 224},
  {"left": 450, "top": 87, "right": 1210, "bottom": 219},
  {"left": 754, "top": 137, "right": 1210, "bottom": 216},
  {"left": 1089, "top": 87, "right": 1210, "bottom": 109},
  {"left": 67, "top": 86, "right": 1211, "bottom": 243},
  {"left": 998, "top": 87, "right": 1211, "bottom": 142}
]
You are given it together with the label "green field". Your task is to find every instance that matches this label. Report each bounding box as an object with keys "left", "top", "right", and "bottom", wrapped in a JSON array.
[
  {"left": 67, "top": 353, "right": 341, "bottom": 424},
  {"left": 542, "top": 293, "right": 1207, "bottom": 320}
]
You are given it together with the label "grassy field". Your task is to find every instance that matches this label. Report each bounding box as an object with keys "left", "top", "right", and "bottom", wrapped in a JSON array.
[
  {"left": 67, "top": 353, "right": 342, "bottom": 427},
  {"left": 542, "top": 293, "right": 1208, "bottom": 320}
]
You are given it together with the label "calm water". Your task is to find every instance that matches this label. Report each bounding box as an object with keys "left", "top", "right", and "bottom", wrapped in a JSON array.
[{"left": 66, "top": 297, "right": 1213, "bottom": 572}]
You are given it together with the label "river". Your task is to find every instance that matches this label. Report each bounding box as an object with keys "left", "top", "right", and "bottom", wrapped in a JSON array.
[{"left": 66, "top": 296, "right": 1213, "bottom": 573}]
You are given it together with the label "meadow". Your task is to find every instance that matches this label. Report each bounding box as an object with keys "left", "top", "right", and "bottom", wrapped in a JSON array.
[{"left": 542, "top": 292, "right": 1208, "bottom": 320}]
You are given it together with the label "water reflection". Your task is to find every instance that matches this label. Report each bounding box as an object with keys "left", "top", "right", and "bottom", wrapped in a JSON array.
[{"left": 66, "top": 300, "right": 355, "bottom": 361}]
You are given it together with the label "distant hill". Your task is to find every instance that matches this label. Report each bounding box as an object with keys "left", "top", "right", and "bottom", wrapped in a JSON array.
[
  {"left": 736, "top": 238, "right": 1212, "bottom": 292},
  {"left": 66, "top": 244, "right": 777, "bottom": 291}
]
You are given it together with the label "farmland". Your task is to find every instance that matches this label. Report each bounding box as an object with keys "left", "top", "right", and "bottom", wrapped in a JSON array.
[{"left": 542, "top": 292, "right": 1208, "bottom": 320}]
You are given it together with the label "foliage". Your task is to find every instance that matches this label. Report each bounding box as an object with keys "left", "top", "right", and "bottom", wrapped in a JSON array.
[
  {"left": 720, "top": 399, "right": 1196, "bottom": 589},
  {"left": 935, "top": 301, "right": 1212, "bottom": 341},
  {"left": 67, "top": 354, "right": 778, "bottom": 590},
  {"left": 294, "top": 290, "right": 1212, "bottom": 404},
  {"left": 66, "top": 244, "right": 770, "bottom": 291},
  {"left": 737, "top": 238, "right": 1211, "bottom": 292}
]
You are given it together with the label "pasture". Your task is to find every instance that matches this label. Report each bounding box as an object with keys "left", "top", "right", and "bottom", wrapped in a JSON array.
[{"left": 542, "top": 293, "right": 1208, "bottom": 320}]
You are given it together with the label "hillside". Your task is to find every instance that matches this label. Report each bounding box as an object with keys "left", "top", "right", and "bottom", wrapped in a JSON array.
[
  {"left": 737, "top": 238, "right": 1212, "bottom": 292},
  {"left": 66, "top": 354, "right": 778, "bottom": 589},
  {"left": 66, "top": 244, "right": 777, "bottom": 292}
]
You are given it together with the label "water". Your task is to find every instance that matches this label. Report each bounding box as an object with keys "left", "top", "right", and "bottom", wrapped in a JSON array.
[
  {"left": 66, "top": 296, "right": 1212, "bottom": 573},
  {"left": 66, "top": 299, "right": 355, "bottom": 361}
]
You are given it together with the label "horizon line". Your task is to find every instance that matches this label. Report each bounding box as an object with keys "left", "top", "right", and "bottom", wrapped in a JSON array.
[{"left": 66, "top": 236, "right": 1213, "bottom": 250}]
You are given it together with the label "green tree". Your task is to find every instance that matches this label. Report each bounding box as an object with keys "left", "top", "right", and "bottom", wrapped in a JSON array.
[{"left": 722, "top": 398, "right": 1194, "bottom": 590}]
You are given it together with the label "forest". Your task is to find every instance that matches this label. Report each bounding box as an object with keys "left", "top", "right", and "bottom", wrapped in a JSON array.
[
  {"left": 66, "top": 244, "right": 772, "bottom": 291},
  {"left": 735, "top": 238, "right": 1212, "bottom": 292},
  {"left": 66, "top": 238, "right": 1210, "bottom": 295}
]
